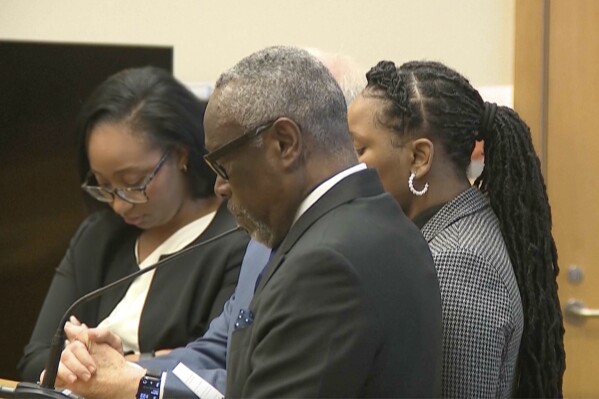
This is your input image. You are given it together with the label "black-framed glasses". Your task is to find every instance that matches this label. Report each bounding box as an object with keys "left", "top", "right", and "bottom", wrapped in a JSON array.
[
  {"left": 204, "top": 120, "right": 276, "bottom": 180},
  {"left": 81, "top": 151, "right": 170, "bottom": 204}
]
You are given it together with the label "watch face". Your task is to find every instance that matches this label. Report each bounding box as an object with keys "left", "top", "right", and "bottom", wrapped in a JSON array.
[{"left": 137, "top": 374, "right": 161, "bottom": 399}]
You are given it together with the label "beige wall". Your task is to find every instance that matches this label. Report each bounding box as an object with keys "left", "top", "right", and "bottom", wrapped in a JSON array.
[{"left": 0, "top": 0, "right": 514, "bottom": 87}]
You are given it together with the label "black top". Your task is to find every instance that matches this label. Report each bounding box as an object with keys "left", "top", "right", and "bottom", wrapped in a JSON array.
[{"left": 18, "top": 202, "right": 249, "bottom": 382}]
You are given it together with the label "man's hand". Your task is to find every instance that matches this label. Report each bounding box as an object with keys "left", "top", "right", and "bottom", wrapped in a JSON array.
[
  {"left": 58, "top": 341, "right": 145, "bottom": 399},
  {"left": 64, "top": 316, "right": 88, "bottom": 342},
  {"left": 40, "top": 317, "right": 127, "bottom": 386},
  {"left": 65, "top": 317, "right": 124, "bottom": 353},
  {"left": 52, "top": 320, "right": 125, "bottom": 384}
]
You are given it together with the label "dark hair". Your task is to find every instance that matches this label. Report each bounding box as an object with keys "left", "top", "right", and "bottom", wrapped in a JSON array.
[
  {"left": 364, "top": 60, "right": 565, "bottom": 398},
  {"left": 76, "top": 66, "right": 215, "bottom": 208}
]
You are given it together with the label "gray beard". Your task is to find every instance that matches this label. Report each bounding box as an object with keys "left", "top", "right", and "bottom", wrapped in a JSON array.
[{"left": 228, "top": 201, "right": 275, "bottom": 247}]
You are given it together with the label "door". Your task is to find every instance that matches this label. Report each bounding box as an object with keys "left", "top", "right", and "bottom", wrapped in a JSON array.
[{"left": 515, "top": 1, "right": 599, "bottom": 397}]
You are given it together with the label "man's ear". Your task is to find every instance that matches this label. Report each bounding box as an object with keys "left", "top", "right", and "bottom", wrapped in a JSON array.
[
  {"left": 410, "top": 138, "right": 434, "bottom": 178},
  {"left": 268, "top": 118, "right": 303, "bottom": 169}
]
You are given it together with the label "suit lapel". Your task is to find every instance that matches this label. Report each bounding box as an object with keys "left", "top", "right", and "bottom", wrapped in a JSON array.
[
  {"left": 96, "top": 232, "right": 139, "bottom": 320},
  {"left": 253, "top": 168, "right": 385, "bottom": 295},
  {"left": 96, "top": 203, "right": 234, "bottom": 320}
]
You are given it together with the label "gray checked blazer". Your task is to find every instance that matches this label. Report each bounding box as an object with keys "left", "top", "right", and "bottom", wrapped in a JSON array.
[{"left": 421, "top": 187, "right": 524, "bottom": 398}]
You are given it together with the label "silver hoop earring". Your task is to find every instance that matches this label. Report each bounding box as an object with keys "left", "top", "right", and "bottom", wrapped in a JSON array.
[{"left": 408, "top": 172, "right": 428, "bottom": 196}]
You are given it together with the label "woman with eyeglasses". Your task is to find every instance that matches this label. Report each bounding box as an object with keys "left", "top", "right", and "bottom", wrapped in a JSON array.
[{"left": 18, "top": 66, "right": 249, "bottom": 382}]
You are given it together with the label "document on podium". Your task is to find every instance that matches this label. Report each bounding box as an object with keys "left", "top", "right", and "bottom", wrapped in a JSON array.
[
  {"left": 0, "top": 378, "right": 16, "bottom": 398},
  {"left": 0, "top": 380, "right": 16, "bottom": 389}
]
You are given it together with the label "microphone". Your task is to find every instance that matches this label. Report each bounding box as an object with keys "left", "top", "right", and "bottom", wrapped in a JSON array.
[{"left": 12, "top": 226, "right": 243, "bottom": 398}]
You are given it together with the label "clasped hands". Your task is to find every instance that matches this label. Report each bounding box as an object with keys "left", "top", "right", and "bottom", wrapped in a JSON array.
[{"left": 39, "top": 316, "right": 144, "bottom": 399}]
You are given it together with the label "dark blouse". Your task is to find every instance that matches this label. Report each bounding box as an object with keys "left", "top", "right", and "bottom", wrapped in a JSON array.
[{"left": 18, "top": 202, "right": 249, "bottom": 382}]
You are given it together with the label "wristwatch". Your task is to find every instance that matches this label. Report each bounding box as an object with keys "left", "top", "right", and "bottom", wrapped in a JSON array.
[{"left": 136, "top": 369, "right": 162, "bottom": 399}]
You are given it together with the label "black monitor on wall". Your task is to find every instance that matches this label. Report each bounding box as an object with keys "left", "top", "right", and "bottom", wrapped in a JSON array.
[{"left": 0, "top": 40, "right": 173, "bottom": 380}]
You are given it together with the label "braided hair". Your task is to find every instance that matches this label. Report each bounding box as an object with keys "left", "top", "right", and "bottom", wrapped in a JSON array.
[{"left": 364, "top": 60, "right": 565, "bottom": 398}]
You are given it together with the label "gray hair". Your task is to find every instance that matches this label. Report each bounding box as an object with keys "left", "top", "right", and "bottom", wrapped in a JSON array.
[
  {"left": 304, "top": 47, "right": 366, "bottom": 106},
  {"left": 214, "top": 46, "right": 354, "bottom": 157}
]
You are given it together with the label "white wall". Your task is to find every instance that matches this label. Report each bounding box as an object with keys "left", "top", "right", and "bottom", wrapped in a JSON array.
[{"left": 0, "top": 0, "right": 514, "bottom": 89}]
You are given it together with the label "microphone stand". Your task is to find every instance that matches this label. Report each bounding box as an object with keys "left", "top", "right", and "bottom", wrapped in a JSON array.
[{"left": 11, "top": 226, "right": 242, "bottom": 398}]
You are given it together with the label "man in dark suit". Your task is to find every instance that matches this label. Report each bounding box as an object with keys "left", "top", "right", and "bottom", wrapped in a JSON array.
[
  {"left": 52, "top": 46, "right": 442, "bottom": 398},
  {"left": 200, "top": 46, "right": 442, "bottom": 398}
]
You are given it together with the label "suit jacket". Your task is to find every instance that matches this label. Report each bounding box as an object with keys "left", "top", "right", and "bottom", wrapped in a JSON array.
[
  {"left": 138, "top": 239, "right": 272, "bottom": 396},
  {"left": 227, "top": 169, "right": 443, "bottom": 398},
  {"left": 422, "top": 187, "right": 523, "bottom": 397},
  {"left": 18, "top": 202, "right": 249, "bottom": 383}
]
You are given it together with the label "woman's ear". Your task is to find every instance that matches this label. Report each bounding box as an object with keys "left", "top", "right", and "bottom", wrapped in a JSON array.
[
  {"left": 410, "top": 138, "right": 434, "bottom": 178},
  {"left": 174, "top": 146, "right": 190, "bottom": 171}
]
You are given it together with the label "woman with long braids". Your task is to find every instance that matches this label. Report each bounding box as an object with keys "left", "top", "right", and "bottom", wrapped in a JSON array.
[{"left": 348, "top": 60, "right": 565, "bottom": 397}]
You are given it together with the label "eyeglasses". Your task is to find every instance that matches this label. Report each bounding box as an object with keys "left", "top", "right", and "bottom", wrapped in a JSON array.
[
  {"left": 81, "top": 151, "right": 170, "bottom": 204},
  {"left": 203, "top": 120, "right": 276, "bottom": 180}
]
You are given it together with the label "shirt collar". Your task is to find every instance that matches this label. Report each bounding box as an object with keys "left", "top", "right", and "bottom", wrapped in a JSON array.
[
  {"left": 293, "top": 163, "right": 367, "bottom": 224},
  {"left": 136, "top": 210, "right": 217, "bottom": 267}
]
